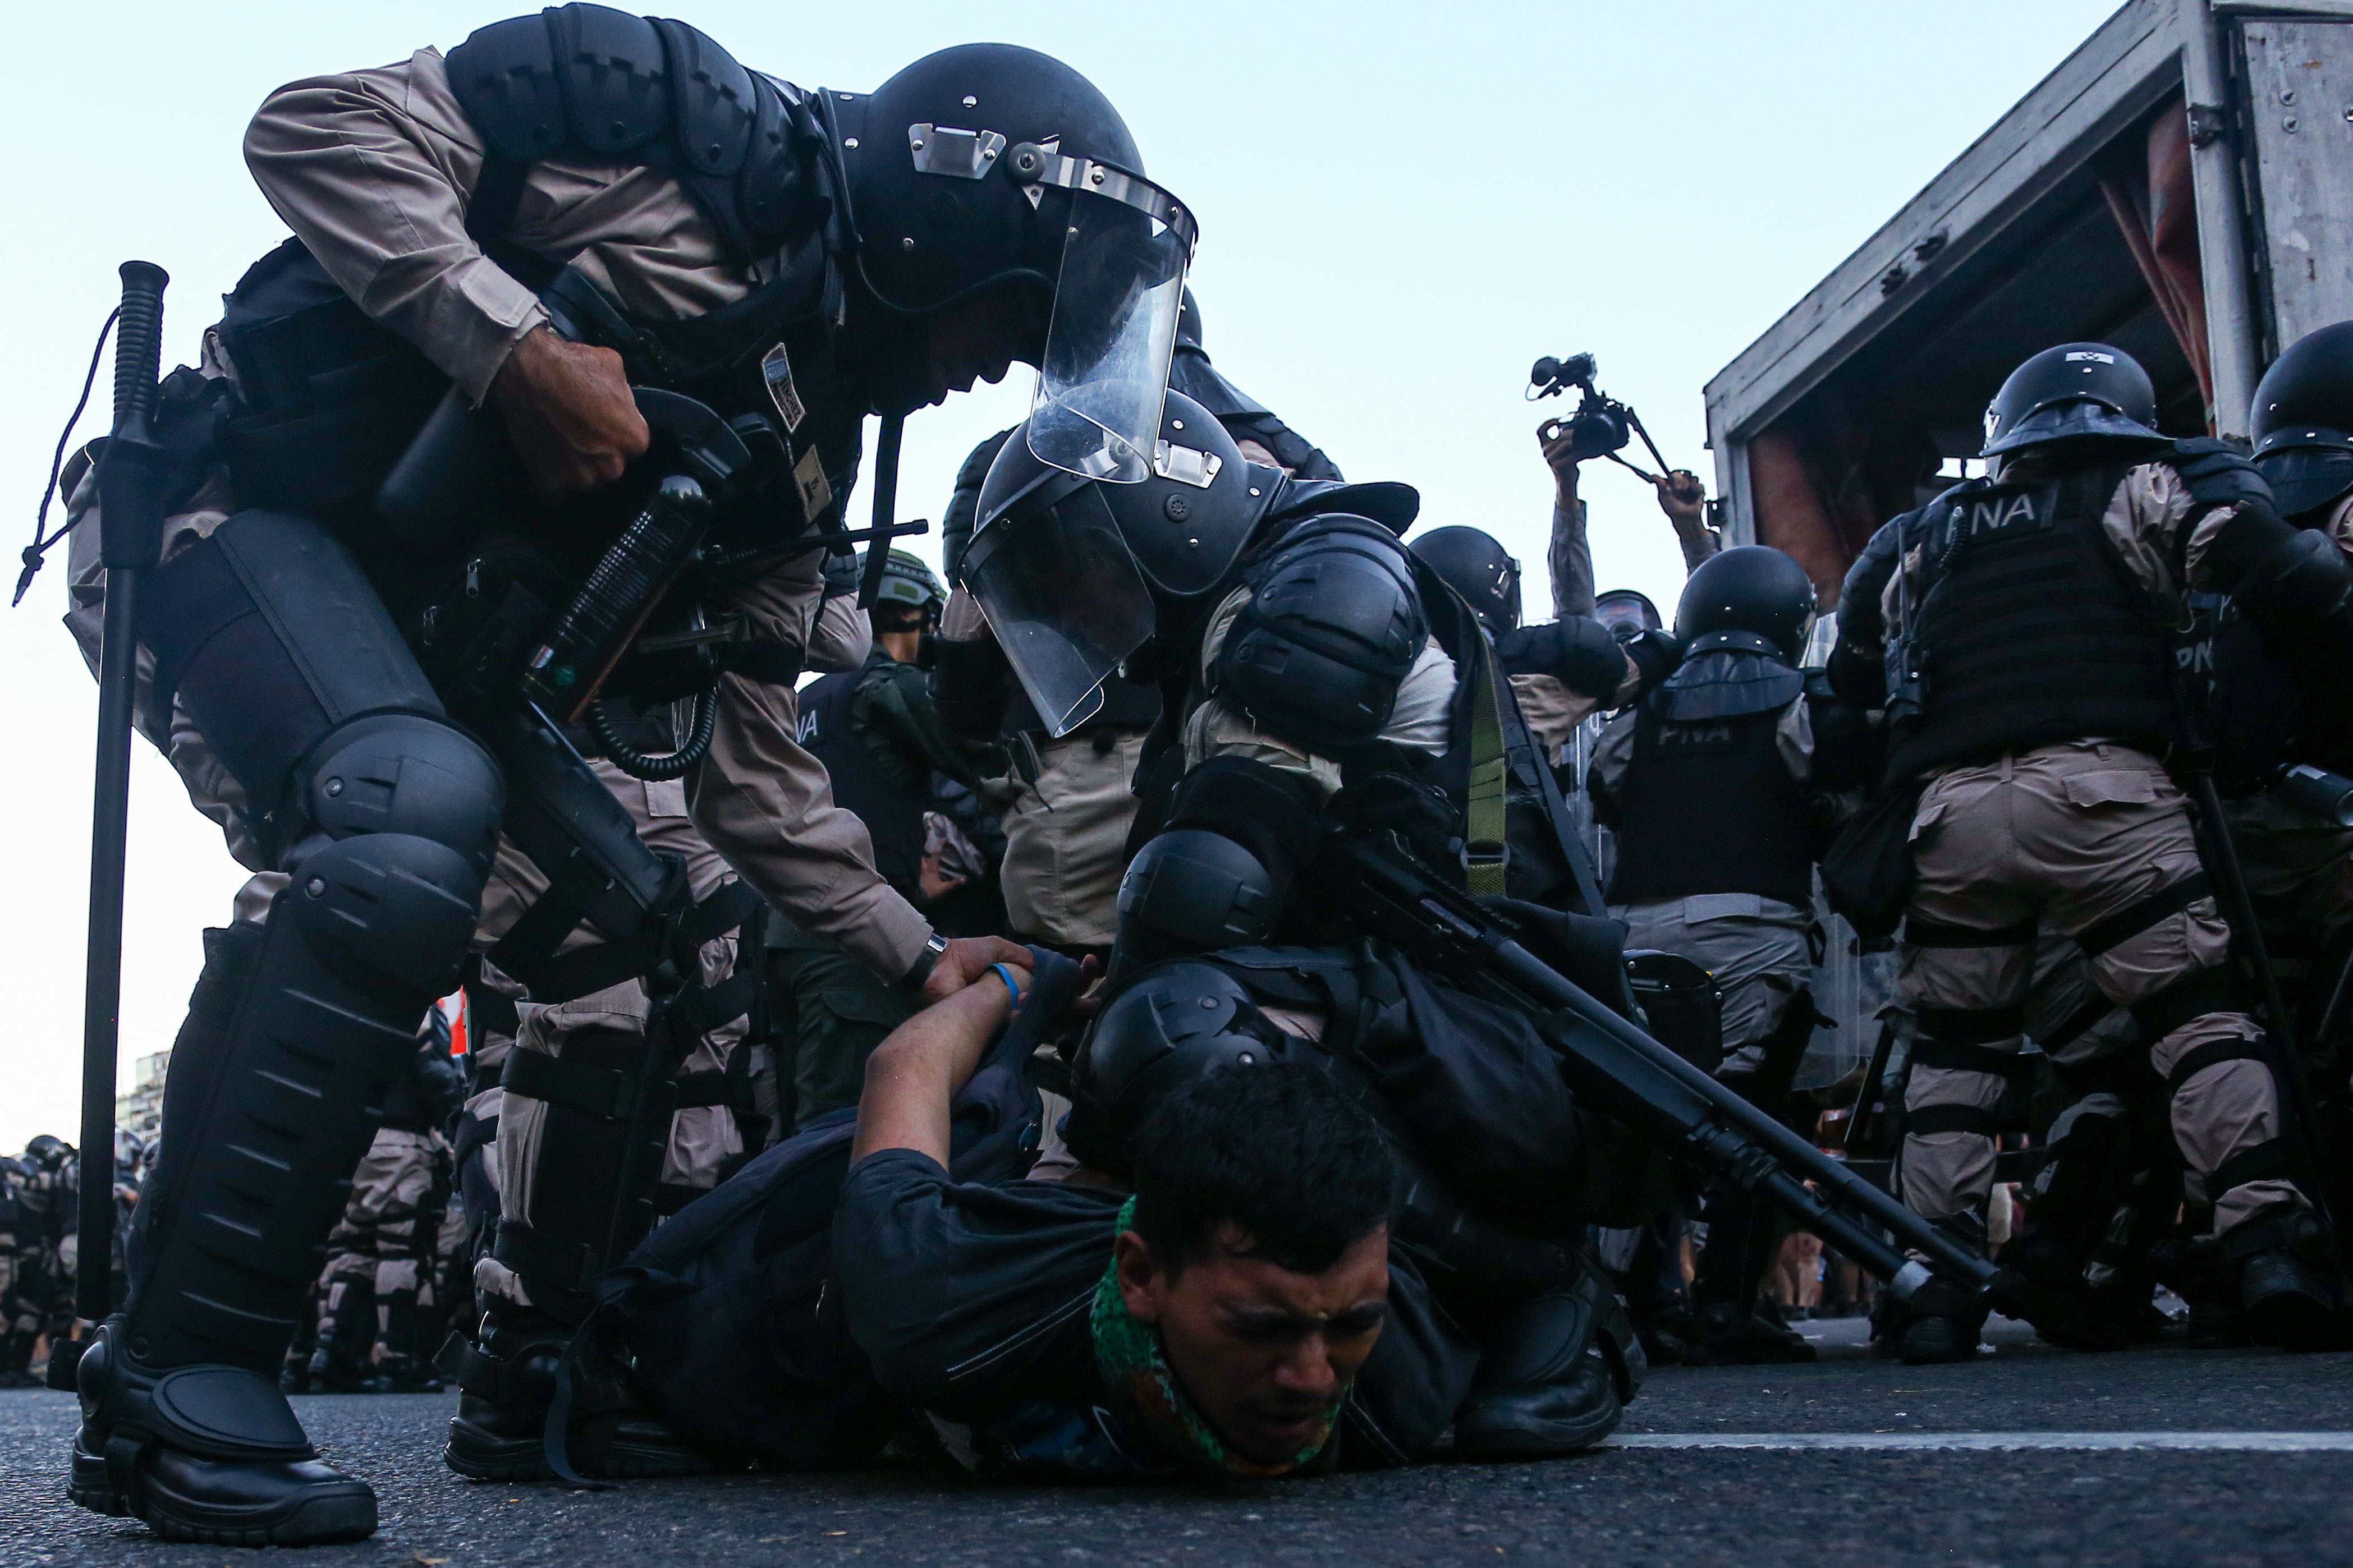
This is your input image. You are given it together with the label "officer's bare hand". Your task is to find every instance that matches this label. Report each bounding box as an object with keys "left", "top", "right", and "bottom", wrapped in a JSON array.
[
  {"left": 920, "top": 935, "right": 1034, "bottom": 1006},
  {"left": 488, "top": 325, "right": 650, "bottom": 496},
  {"left": 1653, "top": 468, "right": 1707, "bottom": 526},
  {"left": 1538, "top": 416, "right": 1585, "bottom": 507}
]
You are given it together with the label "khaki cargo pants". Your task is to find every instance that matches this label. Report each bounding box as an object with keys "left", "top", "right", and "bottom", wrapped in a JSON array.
[
  {"left": 476, "top": 763, "right": 765, "bottom": 1309},
  {"left": 999, "top": 730, "right": 1147, "bottom": 951},
  {"left": 314, "top": 1126, "right": 439, "bottom": 1366},
  {"left": 1898, "top": 742, "right": 2300, "bottom": 1239}
]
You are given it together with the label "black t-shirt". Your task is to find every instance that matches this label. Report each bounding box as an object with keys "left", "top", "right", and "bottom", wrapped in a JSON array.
[{"left": 833, "top": 1148, "right": 1479, "bottom": 1475}]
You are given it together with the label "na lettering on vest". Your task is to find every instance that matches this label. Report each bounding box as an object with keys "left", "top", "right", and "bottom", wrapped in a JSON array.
[
  {"left": 1655, "top": 719, "right": 1736, "bottom": 752},
  {"left": 1966, "top": 490, "right": 2041, "bottom": 536},
  {"left": 797, "top": 708, "right": 823, "bottom": 746}
]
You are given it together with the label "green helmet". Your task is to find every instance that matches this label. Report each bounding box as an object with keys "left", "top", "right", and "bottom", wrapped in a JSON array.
[{"left": 865, "top": 548, "right": 946, "bottom": 613}]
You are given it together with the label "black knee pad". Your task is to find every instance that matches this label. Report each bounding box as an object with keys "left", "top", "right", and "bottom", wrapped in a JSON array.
[
  {"left": 297, "top": 713, "right": 504, "bottom": 879},
  {"left": 1116, "top": 829, "right": 1281, "bottom": 967},
  {"left": 278, "top": 833, "right": 485, "bottom": 999}
]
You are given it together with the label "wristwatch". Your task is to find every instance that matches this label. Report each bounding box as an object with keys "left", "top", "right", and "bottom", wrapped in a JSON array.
[{"left": 903, "top": 931, "right": 950, "bottom": 993}]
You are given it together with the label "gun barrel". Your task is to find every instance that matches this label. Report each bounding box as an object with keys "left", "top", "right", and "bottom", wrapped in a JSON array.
[{"left": 1329, "top": 835, "right": 1996, "bottom": 1297}]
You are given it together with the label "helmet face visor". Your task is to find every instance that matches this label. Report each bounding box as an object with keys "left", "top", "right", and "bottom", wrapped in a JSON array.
[
  {"left": 1028, "top": 172, "right": 1195, "bottom": 485},
  {"left": 963, "top": 479, "right": 1155, "bottom": 737}
]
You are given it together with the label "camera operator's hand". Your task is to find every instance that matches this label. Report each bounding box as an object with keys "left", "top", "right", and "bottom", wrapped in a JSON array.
[
  {"left": 488, "top": 324, "right": 650, "bottom": 497},
  {"left": 1538, "top": 417, "right": 1585, "bottom": 511},
  {"left": 1653, "top": 468, "right": 1707, "bottom": 526}
]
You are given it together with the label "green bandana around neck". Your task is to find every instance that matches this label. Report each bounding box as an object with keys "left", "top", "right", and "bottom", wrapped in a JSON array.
[{"left": 1089, "top": 1195, "right": 1345, "bottom": 1480}]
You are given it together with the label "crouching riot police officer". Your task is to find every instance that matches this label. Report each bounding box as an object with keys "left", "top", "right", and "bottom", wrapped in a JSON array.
[
  {"left": 1836, "top": 342, "right": 2353, "bottom": 1363},
  {"left": 1590, "top": 546, "right": 1866, "bottom": 1363},
  {"left": 964, "top": 389, "right": 1661, "bottom": 1443},
  {"left": 931, "top": 287, "right": 1334, "bottom": 956},
  {"left": 65, "top": 6, "right": 1191, "bottom": 1542}
]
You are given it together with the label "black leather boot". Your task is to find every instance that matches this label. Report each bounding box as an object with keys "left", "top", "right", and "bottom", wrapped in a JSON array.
[
  {"left": 1453, "top": 1274, "right": 1641, "bottom": 1457},
  {"left": 2230, "top": 1208, "right": 2350, "bottom": 1352},
  {"left": 1897, "top": 1275, "right": 1988, "bottom": 1364},
  {"left": 445, "top": 1297, "right": 709, "bottom": 1482},
  {"left": 71, "top": 1322, "right": 376, "bottom": 1547}
]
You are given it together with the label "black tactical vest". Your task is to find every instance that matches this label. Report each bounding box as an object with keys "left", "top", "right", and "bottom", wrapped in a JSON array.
[
  {"left": 1886, "top": 463, "right": 2178, "bottom": 781},
  {"left": 1607, "top": 700, "right": 1816, "bottom": 910},
  {"left": 797, "top": 657, "right": 930, "bottom": 894}
]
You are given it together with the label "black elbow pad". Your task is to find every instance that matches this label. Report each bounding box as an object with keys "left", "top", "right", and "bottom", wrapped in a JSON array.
[
  {"left": 2214, "top": 508, "right": 2353, "bottom": 630},
  {"left": 1496, "top": 615, "right": 1627, "bottom": 700}
]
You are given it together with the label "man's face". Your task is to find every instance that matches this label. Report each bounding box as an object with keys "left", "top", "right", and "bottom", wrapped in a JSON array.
[
  {"left": 1116, "top": 1222, "right": 1390, "bottom": 1466},
  {"left": 917, "top": 283, "right": 1052, "bottom": 407}
]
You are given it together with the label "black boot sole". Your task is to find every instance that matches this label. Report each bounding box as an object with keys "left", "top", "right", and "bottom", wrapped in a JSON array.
[
  {"left": 70, "top": 1442, "right": 377, "bottom": 1547},
  {"left": 2246, "top": 1289, "right": 2345, "bottom": 1353},
  {"left": 1453, "top": 1391, "right": 1625, "bottom": 1459},
  {"left": 444, "top": 1411, "right": 718, "bottom": 1483}
]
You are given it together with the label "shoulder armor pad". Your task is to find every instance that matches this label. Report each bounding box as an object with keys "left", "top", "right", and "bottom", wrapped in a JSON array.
[
  {"left": 1217, "top": 516, "right": 1428, "bottom": 753},
  {"left": 446, "top": 12, "right": 572, "bottom": 162},
  {"left": 451, "top": 6, "right": 811, "bottom": 256},
  {"left": 1264, "top": 479, "right": 1419, "bottom": 533},
  {"left": 450, "top": 4, "right": 669, "bottom": 162},
  {"left": 653, "top": 17, "right": 755, "bottom": 177},
  {"left": 2164, "top": 437, "right": 2273, "bottom": 510}
]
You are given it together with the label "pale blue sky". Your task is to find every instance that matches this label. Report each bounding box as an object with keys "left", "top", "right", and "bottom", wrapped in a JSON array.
[{"left": 0, "top": 0, "right": 2122, "bottom": 1147}]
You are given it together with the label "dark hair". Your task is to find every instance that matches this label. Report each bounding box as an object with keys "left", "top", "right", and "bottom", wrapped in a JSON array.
[{"left": 1128, "top": 1063, "right": 1395, "bottom": 1277}]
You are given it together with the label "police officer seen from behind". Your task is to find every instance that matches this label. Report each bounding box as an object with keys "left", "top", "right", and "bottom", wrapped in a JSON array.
[
  {"left": 67, "top": 4, "right": 1191, "bottom": 1541},
  {"left": 776, "top": 550, "right": 992, "bottom": 1132},
  {"left": 1836, "top": 342, "right": 2353, "bottom": 1363},
  {"left": 1589, "top": 547, "right": 1862, "bottom": 1362}
]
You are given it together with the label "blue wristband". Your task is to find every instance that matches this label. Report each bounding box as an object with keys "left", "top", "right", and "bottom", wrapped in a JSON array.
[{"left": 990, "top": 962, "right": 1024, "bottom": 1011}]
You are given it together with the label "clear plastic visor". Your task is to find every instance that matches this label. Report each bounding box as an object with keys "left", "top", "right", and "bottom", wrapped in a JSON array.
[
  {"left": 1029, "top": 183, "right": 1192, "bottom": 484},
  {"left": 964, "top": 481, "right": 1156, "bottom": 737}
]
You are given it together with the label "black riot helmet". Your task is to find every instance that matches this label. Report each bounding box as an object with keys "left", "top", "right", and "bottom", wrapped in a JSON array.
[
  {"left": 1673, "top": 546, "right": 1818, "bottom": 664},
  {"left": 1409, "top": 526, "right": 1524, "bottom": 632},
  {"left": 964, "top": 389, "right": 1272, "bottom": 734},
  {"left": 1065, "top": 963, "right": 1307, "bottom": 1178},
  {"left": 2251, "top": 321, "right": 2353, "bottom": 518},
  {"left": 1980, "top": 342, "right": 2163, "bottom": 459},
  {"left": 1594, "top": 588, "right": 1663, "bottom": 634},
  {"left": 24, "top": 1135, "right": 69, "bottom": 1171},
  {"left": 827, "top": 45, "right": 1195, "bottom": 482}
]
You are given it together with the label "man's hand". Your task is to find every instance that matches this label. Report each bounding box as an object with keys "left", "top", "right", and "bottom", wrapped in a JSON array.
[
  {"left": 487, "top": 325, "right": 650, "bottom": 496},
  {"left": 920, "top": 935, "right": 1033, "bottom": 1006},
  {"left": 1653, "top": 468, "right": 1708, "bottom": 527},
  {"left": 1538, "top": 417, "right": 1584, "bottom": 509}
]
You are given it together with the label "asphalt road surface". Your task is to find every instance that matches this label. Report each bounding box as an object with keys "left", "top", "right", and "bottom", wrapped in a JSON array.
[{"left": 8, "top": 1317, "right": 2353, "bottom": 1567}]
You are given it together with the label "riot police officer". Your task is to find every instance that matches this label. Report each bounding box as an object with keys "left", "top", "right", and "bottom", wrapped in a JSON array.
[
  {"left": 774, "top": 550, "right": 992, "bottom": 1129},
  {"left": 66, "top": 6, "right": 1190, "bottom": 1541},
  {"left": 932, "top": 288, "right": 1334, "bottom": 957},
  {"left": 1407, "top": 526, "right": 1655, "bottom": 760},
  {"left": 1589, "top": 546, "right": 1860, "bottom": 1362},
  {"left": 966, "top": 389, "right": 1637, "bottom": 1447},
  {"left": 1836, "top": 342, "right": 2353, "bottom": 1363}
]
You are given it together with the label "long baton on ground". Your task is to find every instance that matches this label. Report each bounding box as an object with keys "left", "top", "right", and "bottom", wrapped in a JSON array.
[{"left": 77, "top": 261, "right": 169, "bottom": 1326}]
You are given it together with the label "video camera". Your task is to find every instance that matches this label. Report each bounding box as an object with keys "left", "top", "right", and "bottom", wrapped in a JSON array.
[{"left": 1529, "top": 352, "right": 1671, "bottom": 474}]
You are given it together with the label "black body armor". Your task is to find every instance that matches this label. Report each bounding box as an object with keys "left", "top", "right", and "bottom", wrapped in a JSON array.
[
  {"left": 795, "top": 657, "right": 931, "bottom": 895},
  {"left": 1604, "top": 696, "right": 1815, "bottom": 911},
  {"left": 1886, "top": 463, "right": 2178, "bottom": 782}
]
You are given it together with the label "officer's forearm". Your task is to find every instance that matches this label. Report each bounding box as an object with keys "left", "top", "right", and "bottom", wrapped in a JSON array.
[
  {"left": 692, "top": 672, "right": 935, "bottom": 981},
  {"left": 242, "top": 53, "right": 548, "bottom": 402}
]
